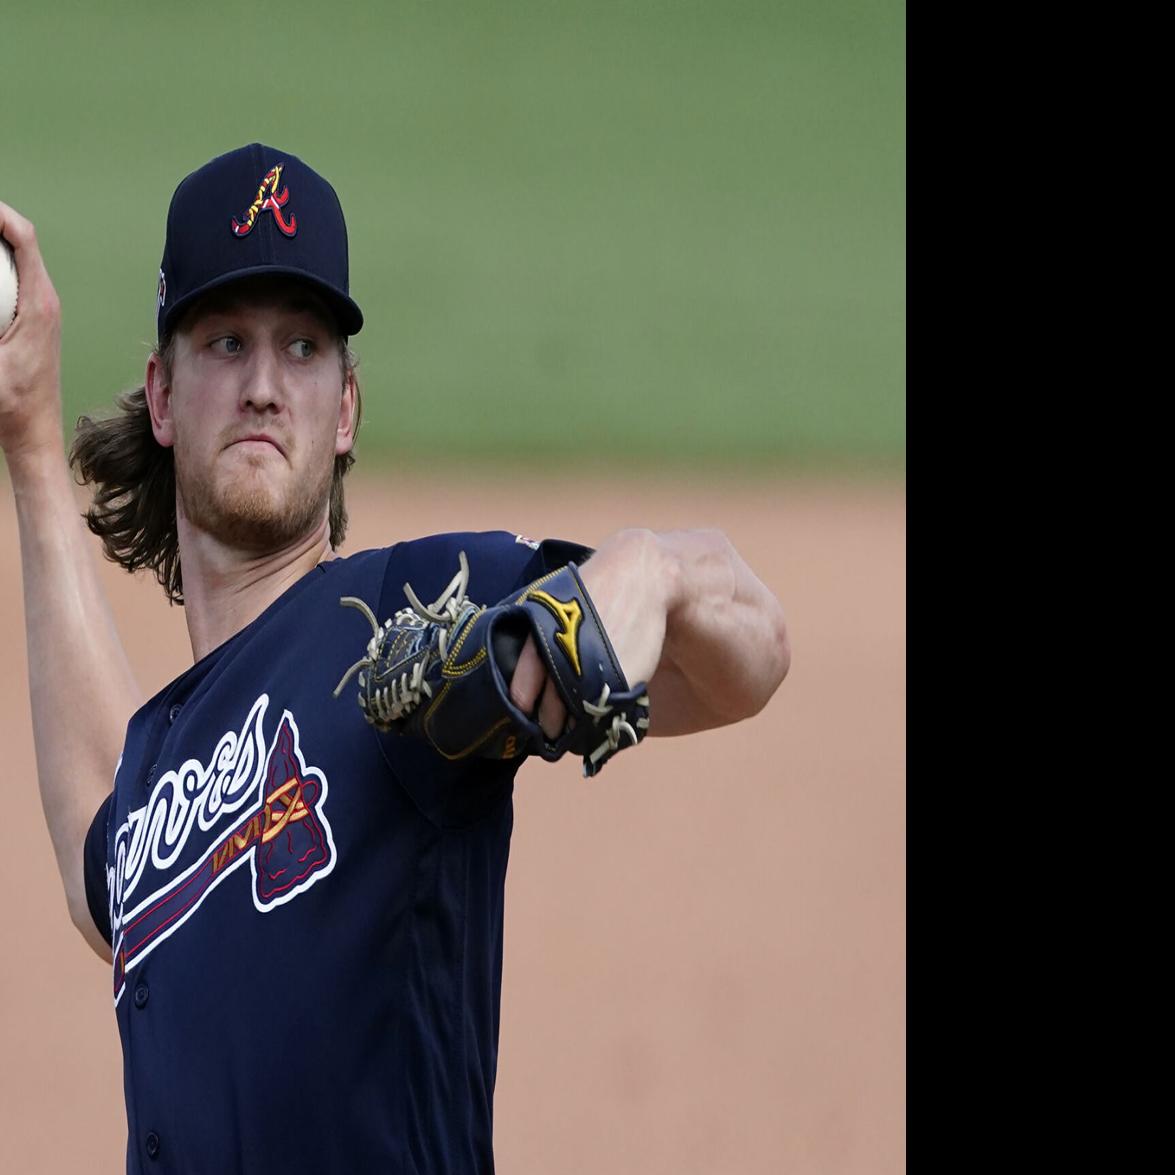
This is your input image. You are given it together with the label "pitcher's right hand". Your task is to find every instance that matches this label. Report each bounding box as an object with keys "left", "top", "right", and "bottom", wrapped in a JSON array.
[{"left": 0, "top": 201, "right": 63, "bottom": 463}]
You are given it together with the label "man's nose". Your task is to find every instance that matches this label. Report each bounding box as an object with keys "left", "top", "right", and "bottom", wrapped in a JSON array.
[{"left": 238, "top": 346, "right": 284, "bottom": 412}]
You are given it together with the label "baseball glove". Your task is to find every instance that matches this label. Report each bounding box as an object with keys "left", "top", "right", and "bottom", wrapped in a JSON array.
[{"left": 332, "top": 552, "right": 650, "bottom": 777}]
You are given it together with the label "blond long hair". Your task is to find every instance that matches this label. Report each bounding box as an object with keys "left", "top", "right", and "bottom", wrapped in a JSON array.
[{"left": 70, "top": 337, "right": 361, "bottom": 606}]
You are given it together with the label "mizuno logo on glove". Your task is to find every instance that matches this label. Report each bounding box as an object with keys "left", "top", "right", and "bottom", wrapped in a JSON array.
[{"left": 525, "top": 590, "right": 584, "bottom": 677}]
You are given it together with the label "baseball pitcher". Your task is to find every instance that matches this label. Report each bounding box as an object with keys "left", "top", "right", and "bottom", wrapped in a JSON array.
[{"left": 0, "top": 144, "right": 789, "bottom": 1174}]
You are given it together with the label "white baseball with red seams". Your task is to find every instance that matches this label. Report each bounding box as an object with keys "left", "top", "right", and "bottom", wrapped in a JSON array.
[{"left": 0, "top": 236, "right": 17, "bottom": 337}]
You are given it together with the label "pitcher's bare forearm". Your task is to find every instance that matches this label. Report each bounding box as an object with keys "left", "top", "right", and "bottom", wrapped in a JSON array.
[
  {"left": 583, "top": 528, "right": 790, "bottom": 735},
  {"left": 511, "top": 527, "right": 790, "bottom": 741},
  {"left": 2, "top": 202, "right": 137, "bottom": 957},
  {"left": 648, "top": 528, "right": 790, "bottom": 733},
  {"left": 7, "top": 441, "right": 141, "bottom": 955}
]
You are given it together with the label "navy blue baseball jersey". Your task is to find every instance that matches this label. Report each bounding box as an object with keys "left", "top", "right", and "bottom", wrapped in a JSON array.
[{"left": 83, "top": 530, "right": 589, "bottom": 1175}]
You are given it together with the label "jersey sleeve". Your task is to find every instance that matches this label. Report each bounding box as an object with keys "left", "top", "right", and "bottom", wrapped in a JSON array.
[
  {"left": 83, "top": 792, "right": 114, "bottom": 947},
  {"left": 379, "top": 531, "right": 594, "bottom": 616},
  {"left": 507, "top": 536, "right": 597, "bottom": 596}
]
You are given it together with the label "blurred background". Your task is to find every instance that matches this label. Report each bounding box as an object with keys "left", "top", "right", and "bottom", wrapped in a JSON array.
[
  {"left": 1, "top": 2, "right": 905, "bottom": 1171},
  {"left": 2, "top": 0, "right": 902, "bottom": 469}
]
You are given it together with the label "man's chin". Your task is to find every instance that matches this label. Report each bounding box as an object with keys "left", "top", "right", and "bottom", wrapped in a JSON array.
[
  {"left": 186, "top": 488, "right": 321, "bottom": 553},
  {"left": 177, "top": 454, "right": 333, "bottom": 555}
]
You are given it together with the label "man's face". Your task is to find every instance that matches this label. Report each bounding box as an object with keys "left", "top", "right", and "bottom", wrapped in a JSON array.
[{"left": 148, "top": 278, "right": 356, "bottom": 554}]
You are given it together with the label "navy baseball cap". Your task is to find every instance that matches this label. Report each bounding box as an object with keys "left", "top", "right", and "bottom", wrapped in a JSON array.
[{"left": 156, "top": 143, "right": 363, "bottom": 340}]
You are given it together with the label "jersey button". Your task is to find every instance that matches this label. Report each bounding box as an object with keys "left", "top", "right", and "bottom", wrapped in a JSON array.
[
  {"left": 168, "top": 704, "right": 182, "bottom": 723},
  {"left": 145, "top": 1131, "right": 161, "bottom": 1159},
  {"left": 133, "top": 983, "right": 149, "bottom": 1009}
]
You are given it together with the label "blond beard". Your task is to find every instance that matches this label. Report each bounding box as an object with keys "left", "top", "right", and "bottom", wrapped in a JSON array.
[{"left": 176, "top": 445, "right": 334, "bottom": 554}]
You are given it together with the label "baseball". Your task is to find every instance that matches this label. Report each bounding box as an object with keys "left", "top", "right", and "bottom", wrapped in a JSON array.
[{"left": 0, "top": 235, "right": 18, "bottom": 337}]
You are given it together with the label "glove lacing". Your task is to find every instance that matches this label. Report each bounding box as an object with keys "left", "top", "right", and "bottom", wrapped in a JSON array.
[
  {"left": 583, "top": 683, "right": 652, "bottom": 773},
  {"left": 333, "top": 552, "right": 473, "bottom": 725}
]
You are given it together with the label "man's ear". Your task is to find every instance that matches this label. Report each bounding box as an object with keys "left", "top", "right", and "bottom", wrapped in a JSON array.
[
  {"left": 335, "top": 365, "right": 358, "bottom": 456},
  {"left": 144, "top": 350, "right": 176, "bottom": 448}
]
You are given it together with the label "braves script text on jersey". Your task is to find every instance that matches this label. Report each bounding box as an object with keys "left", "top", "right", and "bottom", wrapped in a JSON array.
[{"left": 83, "top": 531, "right": 588, "bottom": 1175}]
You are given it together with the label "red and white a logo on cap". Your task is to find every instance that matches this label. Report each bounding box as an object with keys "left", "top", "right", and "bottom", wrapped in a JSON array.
[{"left": 231, "top": 163, "right": 297, "bottom": 238}]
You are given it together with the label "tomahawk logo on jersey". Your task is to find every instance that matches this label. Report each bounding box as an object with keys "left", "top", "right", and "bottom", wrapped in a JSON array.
[{"left": 109, "top": 694, "right": 336, "bottom": 1004}]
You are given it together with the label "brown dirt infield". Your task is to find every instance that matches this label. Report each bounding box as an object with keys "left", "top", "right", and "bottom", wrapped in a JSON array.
[{"left": 0, "top": 469, "right": 905, "bottom": 1174}]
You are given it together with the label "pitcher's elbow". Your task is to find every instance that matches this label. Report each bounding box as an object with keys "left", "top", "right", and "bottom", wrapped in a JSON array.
[
  {"left": 776, "top": 608, "right": 791, "bottom": 688},
  {"left": 742, "top": 604, "right": 791, "bottom": 721},
  {"left": 67, "top": 888, "right": 111, "bottom": 962}
]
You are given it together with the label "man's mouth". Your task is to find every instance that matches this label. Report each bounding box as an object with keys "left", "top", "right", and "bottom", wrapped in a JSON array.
[{"left": 229, "top": 435, "right": 286, "bottom": 457}]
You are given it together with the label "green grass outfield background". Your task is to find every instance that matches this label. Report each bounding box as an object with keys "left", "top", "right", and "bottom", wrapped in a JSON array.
[{"left": 1, "top": 0, "right": 904, "bottom": 471}]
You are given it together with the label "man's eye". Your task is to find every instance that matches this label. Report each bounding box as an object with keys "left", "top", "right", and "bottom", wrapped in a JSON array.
[
  {"left": 289, "top": 339, "right": 315, "bottom": 360},
  {"left": 213, "top": 336, "right": 242, "bottom": 355}
]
